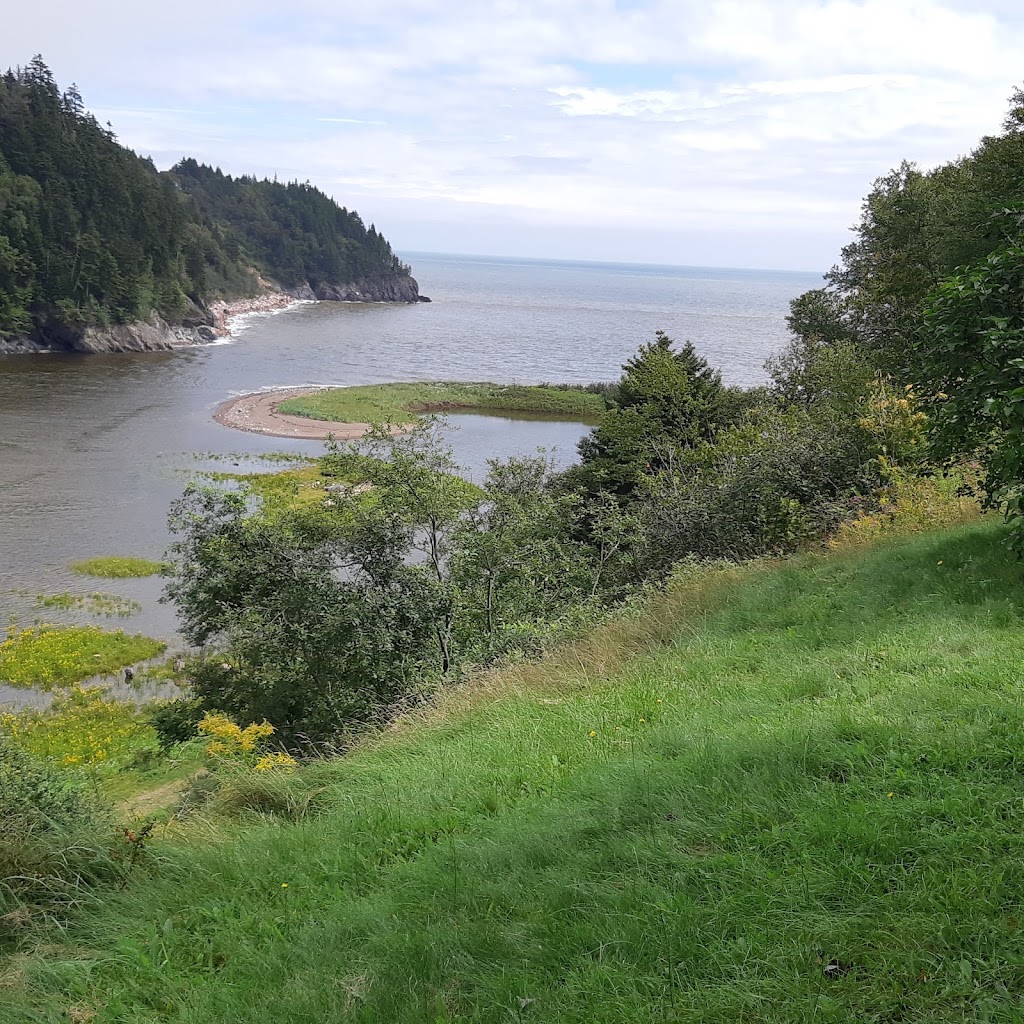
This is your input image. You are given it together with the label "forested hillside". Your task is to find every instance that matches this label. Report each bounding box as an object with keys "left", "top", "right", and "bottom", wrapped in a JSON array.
[{"left": 0, "top": 58, "right": 417, "bottom": 346}]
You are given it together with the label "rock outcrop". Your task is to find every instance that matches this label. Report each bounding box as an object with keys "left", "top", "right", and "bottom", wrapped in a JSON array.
[
  {"left": 0, "top": 271, "right": 424, "bottom": 356},
  {"left": 289, "top": 272, "right": 421, "bottom": 304},
  {"left": 0, "top": 313, "right": 219, "bottom": 356}
]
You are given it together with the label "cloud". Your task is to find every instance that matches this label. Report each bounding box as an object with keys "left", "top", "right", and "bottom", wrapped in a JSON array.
[{"left": 6, "top": 0, "right": 1024, "bottom": 268}]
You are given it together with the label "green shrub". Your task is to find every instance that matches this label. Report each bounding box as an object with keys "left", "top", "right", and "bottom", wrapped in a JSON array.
[
  {"left": 635, "top": 405, "right": 875, "bottom": 573},
  {"left": 148, "top": 696, "right": 207, "bottom": 749}
]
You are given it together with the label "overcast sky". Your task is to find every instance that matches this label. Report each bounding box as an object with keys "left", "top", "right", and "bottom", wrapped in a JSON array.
[{"left": 6, "top": 0, "right": 1024, "bottom": 271}]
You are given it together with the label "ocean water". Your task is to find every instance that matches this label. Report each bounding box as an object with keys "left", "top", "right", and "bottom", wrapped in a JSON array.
[
  {"left": 0, "top": 253, "right": 822, "bottom": 704},
  {"left": 402, "top": 253, "right": 821, "bottom": 388}
]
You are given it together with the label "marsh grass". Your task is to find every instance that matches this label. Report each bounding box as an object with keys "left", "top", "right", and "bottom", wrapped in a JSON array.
[
  {"left": 7, "top": 519, "right": 1024, "bottom": 1020},
  {"left": 200, "top": 453, "right": 482, "bottom": 518},
  {"left": 278, "top": 381, "right": 606, "bottom": 425},
  {"left": 0, "top": 685, "right": 158, "bottom": 772},
  {"left": 34, "top": 593, "right": 142, "bottom": 618},
  {"left": 70, "top": 557, "right": 164, "bottom": 579},
  {"left": 0, "top": 626, "right": 166, "bottom": 689}
]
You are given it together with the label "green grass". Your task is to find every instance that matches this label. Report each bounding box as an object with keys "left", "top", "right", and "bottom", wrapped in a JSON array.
[
  {"left": 277, "top": 382, "right": 607, "bottom": 425},
  {"left": 70, "top": 557, "right": 165, "bottom": 579},
  {"left": 8, "top": 520, "right": 1024, "bottom": 1020},
  {"left": 0, "top": 626, "right": 166, "bottom": 689}
]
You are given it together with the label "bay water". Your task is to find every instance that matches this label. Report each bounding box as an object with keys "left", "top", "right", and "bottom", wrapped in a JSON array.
[{"left": 0, "top": 253, "right": 821, "bottom": 705}]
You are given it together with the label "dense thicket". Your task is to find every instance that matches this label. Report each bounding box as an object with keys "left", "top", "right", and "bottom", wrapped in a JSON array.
[
  {"left": 790, "top": 86, "right": 1024, "bottom": 546},
  {"left": 0, "top": 58, "right": 411, "bottom": 339}
]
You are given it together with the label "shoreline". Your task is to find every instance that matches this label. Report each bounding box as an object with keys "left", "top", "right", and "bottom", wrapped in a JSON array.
[
  {"left": 214, "top": 382, "right": 606, "bottom": 440},
  {"left": 208, "top": 293, "right": 313, "bottom": 339},
  {"left": 213, "top": 388, "right": 383, "bottom": 440}
]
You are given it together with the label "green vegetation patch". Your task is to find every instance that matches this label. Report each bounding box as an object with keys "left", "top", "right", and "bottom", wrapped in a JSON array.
[
  {"left": 204, "top": 453, "right": 482, "bottom": 519},
  {"left": 70, "top": 557, "right": 165, "bottom": 579},
  {"left": 35, "top": 592, "right": 142, "bottom": 617},
  {"left": 0, "top": 626, "right": 166, "bottom": 689},
  {"left": 0, "top": 685, "right": 157, "bottom": 772},
  {"left": 277, "top": 381, "right": 606, "bottom": 425},
  {"left": 11, "top": 521, "right": 1024, "bottom": 1020}
]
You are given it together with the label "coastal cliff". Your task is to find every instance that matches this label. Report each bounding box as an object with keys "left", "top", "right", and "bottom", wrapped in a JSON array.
[
  {"left": 289, "top": 273, "right": 421, "bottom": 304},
  {"left": 0, "top": 314, "right": 218, "bottom": 356},
  {"left": 0, "top": 60, "right": 420, "bottom": 356},
  {"left": 0, "top": 274, "right": 425, "bottom": 355}
]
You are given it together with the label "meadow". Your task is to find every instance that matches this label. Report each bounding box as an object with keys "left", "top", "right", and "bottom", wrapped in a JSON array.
[{"left": 4, "top": 516, "right": 1024, "bottom": 1022}]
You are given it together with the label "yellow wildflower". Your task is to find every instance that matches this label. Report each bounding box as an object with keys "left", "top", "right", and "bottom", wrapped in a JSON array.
[{"left": 254, "top": 751, "right": 298, "bottom": 772}]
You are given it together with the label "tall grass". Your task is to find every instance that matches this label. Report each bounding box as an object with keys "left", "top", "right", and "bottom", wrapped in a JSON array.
[{"left": 6, "top": 520, "right": 1024, "bottom": 1021}]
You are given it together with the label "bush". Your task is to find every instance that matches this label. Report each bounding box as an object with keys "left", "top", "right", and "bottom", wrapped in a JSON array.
[
  {"left": 635, "top": 405, "right": 876, "bottom": 574},
  {"left": 163, "top": 461, "right": 456, "bottom": 742},
  {"left": 148, "top": 695, "right": 206, "bottom": 749}
]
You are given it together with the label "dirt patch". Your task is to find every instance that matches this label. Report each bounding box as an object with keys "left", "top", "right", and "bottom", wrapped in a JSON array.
[{"left": 119, "top": 777, "right": 189, "bottom": 818}]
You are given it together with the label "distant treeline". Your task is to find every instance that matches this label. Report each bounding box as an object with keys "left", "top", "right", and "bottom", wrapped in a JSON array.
[{"left": 0, "top": 57, "right": 412, "bottom": 339}]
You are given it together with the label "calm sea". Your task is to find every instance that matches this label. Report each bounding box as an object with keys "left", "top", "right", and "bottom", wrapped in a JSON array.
[{"left": 0, "top": 253, "right": 822, "bottom": 704}]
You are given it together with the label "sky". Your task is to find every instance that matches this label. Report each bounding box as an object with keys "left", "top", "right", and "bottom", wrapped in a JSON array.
[{"left": 6, "top": 0, "right": 1024, "bottom": 272}]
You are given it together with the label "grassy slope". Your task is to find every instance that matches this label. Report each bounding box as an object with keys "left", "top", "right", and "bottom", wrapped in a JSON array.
[
  {"left": 277, "top": 382, "right": 606, "bottom": 424},
  {"left": 8, "top": 520, "right": 1024, "bottom": 1022}
]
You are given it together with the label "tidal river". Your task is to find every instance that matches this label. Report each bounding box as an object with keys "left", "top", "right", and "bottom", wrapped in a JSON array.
[{"left": 0, "top": 253, "right": 822, "bottom": 694}]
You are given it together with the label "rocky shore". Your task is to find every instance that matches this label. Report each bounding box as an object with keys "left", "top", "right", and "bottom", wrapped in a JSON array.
[
  {"left": 210, "top": 293, "right": 310, "bottom": 336},
  {"left": 0, "top": 271, "right": 426, "bottom": 356},
  {"left": 288, "top": 274, "right": 424, "bottom": 304}
]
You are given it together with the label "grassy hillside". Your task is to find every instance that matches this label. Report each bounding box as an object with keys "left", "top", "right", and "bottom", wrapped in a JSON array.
[{"left": 6, "top": 519, "right": 1024, "bottom": 1021}]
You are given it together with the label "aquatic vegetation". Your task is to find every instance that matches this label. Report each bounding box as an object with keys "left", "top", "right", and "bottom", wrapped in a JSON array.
[
  {"left": 0, "top": 684, "right": 157, "bottom": 771},
  {"left": 0, "top": 625, "right": 166, "bottom": 689},
  {"left": 70, "top": 556, "right": 165, "bottom": 578},
  {"left": 278, "top": 381, "right": 606, "bottom": 425},
  {"left": 200, "top": 453, "right": 481, "bottom": 519},
  {"left": 190, "top": 450, "right": 310, "bottom": 464},
  {"left": 34, "top": 592, "right": 142, "bottom": 617}
]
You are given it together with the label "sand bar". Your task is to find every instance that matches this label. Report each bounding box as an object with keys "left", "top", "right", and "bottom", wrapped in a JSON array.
[{"left": 214, "top": 388, "right": 380, "bottom": 440}]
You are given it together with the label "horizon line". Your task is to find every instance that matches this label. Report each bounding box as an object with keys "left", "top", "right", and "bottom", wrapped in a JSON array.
[{"left": 398, "top": 249, "right": 826, "bottom": 277}]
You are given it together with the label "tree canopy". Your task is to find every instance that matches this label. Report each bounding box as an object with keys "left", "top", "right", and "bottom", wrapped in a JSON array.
[{"left": 785, "top": 84, "right": 1024, "bottom": 546}]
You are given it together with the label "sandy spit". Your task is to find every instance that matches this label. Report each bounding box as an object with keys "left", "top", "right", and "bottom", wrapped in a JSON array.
[{"left": 213, "top": 388, "right": 380, "bottom": 440}]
